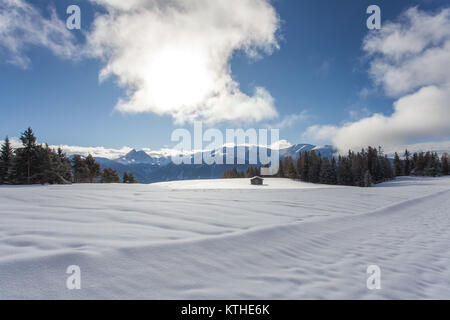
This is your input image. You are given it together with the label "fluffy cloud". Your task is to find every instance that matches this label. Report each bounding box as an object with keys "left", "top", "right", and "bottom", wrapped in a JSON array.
[
  {"left": 0, "top": 136, "right": 133, "bottom": 159},
  {"left": 0, "top": 0, "right": 279, "bottom": 124},
  {"left": 303, "top": 7, "right": 450, "bottom": 153},
  {"left": 54, "top": 145, "right": 133, "bottom": 159},
  {"left": 270, "top": 139, "right": 292, "bottom": 150},
  {"left": 271, "top": 111, "right": 309, "bottom": 129},
  {"left": 301, "top": 125, "right": 339, "bottom": 145},
  {"left": 332, "top": 85, "right": 450, "bottom": 152},
  {"left": 0, "top": 0, "right": 78, "bottom": 68},
  {"left": 364, "top": 7, "right": 450, "bottom": 97},
  {"left": 86, "top": 0, "right": 280, "bottom": 124}
]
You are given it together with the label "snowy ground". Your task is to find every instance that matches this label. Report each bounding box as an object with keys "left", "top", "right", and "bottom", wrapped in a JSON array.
[{"left": 0, "top": 176, "right": 450, "bottom": 299}]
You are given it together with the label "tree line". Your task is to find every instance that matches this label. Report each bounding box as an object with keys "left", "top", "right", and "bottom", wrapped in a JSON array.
[
  {"left": 276, "top": 146, "right": 394, "bottom": 187},
  {"left": 222, "top": 165, "right": 261, "bottom": 179},
  {"left": 394, "top": 150, "right": 449, "bottom": 177},
  {"left": 222, "top": 147, "right": 450, "bottom": 187},
  {"left": 0, "top": 128, "right": 138, "bottom": 185}
]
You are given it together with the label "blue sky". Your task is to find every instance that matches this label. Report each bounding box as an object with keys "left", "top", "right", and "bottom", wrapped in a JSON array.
[{"left": 0, "top": 0, "right": 449, "bottom": 153}]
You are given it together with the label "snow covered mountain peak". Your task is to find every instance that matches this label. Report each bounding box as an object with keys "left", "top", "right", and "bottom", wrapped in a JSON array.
[{"left": 115, "top": 149, "right": 155, "bottom": 165}]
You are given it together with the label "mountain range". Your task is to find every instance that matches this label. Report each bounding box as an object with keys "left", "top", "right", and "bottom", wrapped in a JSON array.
[{"left": 94, "top": 144, "right": 335, "bottom": 184}]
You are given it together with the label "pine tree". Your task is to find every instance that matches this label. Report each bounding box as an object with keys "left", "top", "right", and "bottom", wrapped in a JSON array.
[
  {"left": 413, "top": 152, "right": 426, "bottom": 175},
  {"left": 72, "top": 155, "right": 90, "bottom": 183},
  {"left": 394, "top": 152, "right": 404, "bottom": 176},
  {"left": 127, "top": 173, "right": 138, "bottom": 183},
  {"left": 307, "top": 152, "right": 321, "bottom": 183},
  {"left": 441, "top": 153, "right": 449, "bottom": 175},
  {"left": 101, "top": 168, "right": 121, "bottom": 183},
  {"left": 277, "top": 160, "right": 284, "bottom": 178},
  {"left": 330, "top": 157, "right": 337, "bottom": 185},
  {"left": 123, "top": 172, "right": 129, "bottom": 183},
  {"left": 298, "top": 152, "right": 309, "bottom": 181},
  {"left": 363, "top": 170, "right": 373, "bottom": 187},
  {"left": 350, "top": 152, "right": 364, "bottom": 186},
  {"left": 424, "top": 152, "right": 440, "bottom": 177},
  {"left": 383, "top": 155, "right": 394, "bottom": 180},
  {"left": 404, "top": 149, "right": 411, "bottom": 175},
  {"left": 0, "top": 137, "right": 14, "bottom": 184},
  {"left": 337, "top": 156, "right": 353, "bottom": 186},
  {"left": 319, "top": 157, "right": 337, "bottom": 185},
  {"left": 283, "top": 157, "right": 296, "bottom": 179},
  {"left": 85, "top": 154, "right": 101, "bottom": 183},
  {"left": 19, "top": 127, "right": 37, "bottom": 184},
  {"left": 35, "top": 144, "right": 54, "bottom": 184},
  {"left": 55, "top": 148, "right": 72, "bottom": 183}
]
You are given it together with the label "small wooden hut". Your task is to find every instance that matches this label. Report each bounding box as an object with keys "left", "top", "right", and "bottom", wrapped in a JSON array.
[{"left": 250, "top": 176, "right": 264, "bottom": 185}]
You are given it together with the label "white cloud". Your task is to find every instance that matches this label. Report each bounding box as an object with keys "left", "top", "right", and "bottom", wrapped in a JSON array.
[
  {"left": 0, "top": 136, "right": 133, "bottom": 159},
  {"left": 332, "top": 85, "right": 450, "bottom": 152},
  {"left": 1, "top": 0, "right": 279, "bottom": 124},
  {"left": 363, "top": 7, "right": 450, "bottom": 97},
  {"left": 347, "top": 106, "right": 371, "bottom": 121},
  {"left": 303, "top": 7, "right": 450, "bottom": 153},
  {"left": 54, "top": 145, "right": 133, "bottom": 159},
  {"left": 270, "top": 139, "right": 292, "bottom": 150},
  {"left": 85, "top": 0, "right": 280, "bottom": 124},
  {"left": 0, "top": 136, "right": 22, "bottom": 149},
  {"left": 301, "top": 125, "right": 339, "bottom": 145},
  {"left": 0, "top": 0, "right": 78, "bottom": 68},
  {"left": 272, "top": 111, "right": 309, "bottom": 129}
]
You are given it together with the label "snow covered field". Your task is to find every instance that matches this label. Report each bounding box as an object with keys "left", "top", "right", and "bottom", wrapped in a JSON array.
[{"left": 1, "top": 177, "right": 450, "bottom": 299}]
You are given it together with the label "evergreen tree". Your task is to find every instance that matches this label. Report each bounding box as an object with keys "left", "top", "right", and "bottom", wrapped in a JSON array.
[
  {"left": 363, "top": 170, "right": 373, "bottom": 187},
  {"left": 412, "top": 152, "right": 426, "bottom": 175},
  {"left": 307, "top": 152, "right": 321, "bottom": 183},
  {"left": 72, "top": 155, "right": 90, "bottom": 183},
  {"left": 319, "top": 157, "right": 336, "bottom": 185},
  {"left": 85, "top": 154, "right": 101, "bottom": 183},
  {"left": 127, "top": 173, "right": 138, "bottom": 183},
  {"left": 394, "top": 152, "right": 404, "bottom": 176},
  {"left": 283, "top": 157, "right": 296, "bottom": 179},
  {"left": 298, "top": 152, "right": 309, "bottom": 181},
  {"left": 101, "top": 168, "right": 121, "bottom": 183},
  {"left": 383, "top": 155, "right": 394, "bottom": 180},
  {"left": 18, "top": 127, "right": 37, "bottom": 184},
  {"left": 350, "top": 152, "right": 364, "bottom": 186},
  {"left": 330, "top": 157, "right": 337, "bottom": 185},
  {"left": 277, "top": 160, "right": 284, "bottom": 178},
  {"left": 424, "top": 152, "right": 441, "bottom": 177},
  {"left": 337, "top": 156, "right": 353, "bottom": 185},
  {"left": 441, "top": 153, "right": 449, "bottom": 175},
  {"left": 404, "top": 149, "right": 411, "bottom": 175},
  {"left": 0, "top": 137, "right": 14, "bottom": 184},
  {"left": 55, "top": 148, "right": 72, "bottom": 183},
  {"left": 34, "top": 144, "right": 54, "bottom": 184},
  {"left": 123, "top": 172, "right": 129, "bottom": 183}
]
